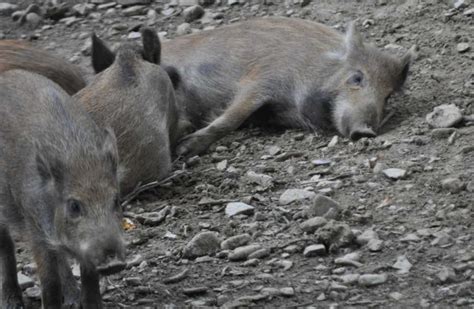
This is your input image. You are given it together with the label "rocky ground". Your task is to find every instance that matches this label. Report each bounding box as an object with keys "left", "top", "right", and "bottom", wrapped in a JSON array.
[{"left": 1, "top": 0, "right": 473, "bottom": 308}]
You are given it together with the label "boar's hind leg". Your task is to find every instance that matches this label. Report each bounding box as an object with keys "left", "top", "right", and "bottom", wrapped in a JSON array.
[
  {"left": 58, "top": 255, "right": 80, "bottom": 309},
  {"left": 31, "top": 238, "right": 62, "bottom": 309},
  {"left": 0, "top": 225, "right": 24, "bottom": 309},
  {"left": 79, "top": 265, "right": 102, "bottom": 309},
  {"left": 176, "top": 85, "right": 267, "bottom": 156}
]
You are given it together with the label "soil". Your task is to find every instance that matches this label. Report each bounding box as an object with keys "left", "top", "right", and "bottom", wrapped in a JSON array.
[{"left": 1, "top": 0, "right": 473, "bottom": 308}]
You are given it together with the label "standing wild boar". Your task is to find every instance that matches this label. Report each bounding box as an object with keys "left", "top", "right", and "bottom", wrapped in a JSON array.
[
  {"left": 123, "top": 17, "right": 413, "bottom": 156},
  {"left": 0, "top": 40, "right": 86, "bottom": 95},
  {"left": 75, "top": 28, "right": 180, "bottom": 194},
  {"left": 0, "top": 70, "right": 124, "bottom": 309}
]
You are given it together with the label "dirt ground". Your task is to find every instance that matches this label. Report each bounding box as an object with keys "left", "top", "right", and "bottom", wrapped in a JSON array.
[{"left": 1, "top": 0, "right": 473, "bottom": 308}]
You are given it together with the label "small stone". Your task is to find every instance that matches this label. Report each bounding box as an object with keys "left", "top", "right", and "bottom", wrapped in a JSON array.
[
  {"left": 392, "top": 255, "right": 412, "bottom": 274},
  {"left": 176, "top": 22, "right": 191, "bottom": 36},
  {"left": 0, "top": 3, "right": 18, "bottom": 16},
  {"left": 311, "top": 159, "right": 331, "bottom": 166},
  {"left": 400, "top": 233, "right": 421, "bottom": 242},
  {"left": 339, "top": 274, "right": 360, "bottom": 284},
  {"left": 199, "top": 0, "right": 215, "bottom": 6},
  {"left": 327, "top": 135, "right": 338, "bottom": 147},
  {"left": 228, "top": 0, "right": 239, "bottom": 4},
  {"left": 367, "top": 238, "right": 383, "bottom": 252},
  {"left": 300, "top": 0, "right": 311, "bottom": 7},
  {"left": 225, "top": 202, "right": 255, "bottom": 217},
  {"left": 122, "top": 5, "right": 145, "bottom": 16},
  {"left": 436, "top": 267, "right": 456, "bottom": 283},
  {"left": 457, "top": 42, "right": 470, "bottom": 53},
  {"left": 246, "top": 171, "right": 273, "bottom": 188},
  {"left": 183, "top": 286, "right": 208, "bottom": 296},
  {"left": 358, "top": 273, "right": 388, "bottom": 286},
  {"left": 431, "top": 128, "right": 456, "bottom": 139},
  {"left": 25, "top": 13, "right": 41, "bottom": 28},
  {"left": 221, "top": 234, "right": 251, "bottom": 250},
  {"left": 118, "top": 0, "right": 150, "bottom": 5},
  {"left": 248, "top": 248, "right": 271, "bottom": 259},
  {"left": 303, "top": 244, "right": 326, "bottom": 257},
  {"left": 382, "top": 168, "right": 407, "bottom": 180},
  {"left": 316, "top": 221, "right": 355, "bottom": 252},
  {"left": 72, "top": 3, "right": 94, "bottom": 16},
  {"left": 441, "top": 177, "right": 464, "bottom": 193},
  {"left": 183, "top": 5, "right": 204, "bottom": 22},
  {"left": 267, "top": 145, "right": 281, "bottom": 156},
  {"left": 242, "top": 258, "right": 259, "bottom": 267},
  {"left": 182, "top": 232, "right": 221, "bottom": 259},
  {"left": 126, "top": 254, "right": 143, "bottom": 268},
  {"left": 334, "top": 252, "right": 363, "bottom": 267},
  {"left": 426, "top": 104, "right": 463, "bottom": 128},
  {"left": 356, "top": 229, "right": 379, "bottom": 245},
  {"left": 17, "top": 272, "right": 34, "bottom": 290},
  {"left": 389, "top": 292, "right": 403, "bottom": 301},
  {"left": 229, "top": 244, "right": 261, "bottom": 261},
  {"left": 454, "top": 0, "right": 468, "bottom": 9},
  {"left": 216, "top": 159, "right": 228, "bottom": 171},
  {"left": 300, "top": 216, "right": 328, "bottom": 233},
  {"left": 279, "top": 189, "right": 316, "bottom": 205},
  {"left": 179, "top": 0, "right": 199, "bottom": 5},
  {"left": 305, "top": 195, "right": 343, "bottom": 219},
  {"left": 280, "top": 287, "right": 295, "bottom": 296},
  {"left": 25, "top": 286, "right": 41, "bottom": 299}
]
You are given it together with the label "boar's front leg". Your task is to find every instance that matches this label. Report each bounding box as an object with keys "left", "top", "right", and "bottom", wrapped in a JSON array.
[
  {"left": 58, "top": 255, "right": 80, "bottom": 309},
  {"left": 31, "top": 237, "right": 62, "bottom": 309},
  {"left": 176, "top": 85, "right": 267, "bottom": 157},
  {"left": 79, "top": 265, "right": 102, "bottom": 309},
  {"left": 0, "top": 225, "right": 24, "bottom": 309}
]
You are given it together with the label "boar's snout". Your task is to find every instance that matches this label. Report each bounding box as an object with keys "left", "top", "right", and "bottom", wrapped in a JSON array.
[
  {"left": 349, "top": 126, "right": 377, "bottom": 141},
  {"left": 82, "top": 233, "right": 126, "bottom": 275}
]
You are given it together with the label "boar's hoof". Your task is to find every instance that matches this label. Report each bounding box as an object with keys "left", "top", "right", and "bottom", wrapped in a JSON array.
[
  {"left": 0, "top": 295, "right": 24, "bottom": 309},
  {"left": 62, "top": 287, "right": 81, "bottom": 309},
  {"left": 349, "top": 128, "right": 376, "bottom": 141},
  {"left": 176, "top": 131, "right": 215, "bottom": 157},
  {"left": 97, "top": 259, "right": 126, "bottom": 276}
]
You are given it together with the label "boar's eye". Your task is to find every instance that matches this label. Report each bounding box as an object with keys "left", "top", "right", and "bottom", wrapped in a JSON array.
[
  {"left": 66, "top": 199, "right": 83, "bottom": 220},
  {"left": 347, "top": 71, "right": 364, "bottom": 87}
]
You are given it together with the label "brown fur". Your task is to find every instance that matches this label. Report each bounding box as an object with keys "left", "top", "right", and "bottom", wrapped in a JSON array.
[
  {"left": 0, "top": 40, "right": 86, "bottom": 95},
  {"left": 156, "top": 17, "right": 415, "bottom": 156}
]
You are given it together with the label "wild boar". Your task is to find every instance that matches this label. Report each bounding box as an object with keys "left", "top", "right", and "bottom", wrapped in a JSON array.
[
  {"left": 0, "top": 70, "right": 124, "bottom": 309},
  {"left": 0, "top": 40, "right": 86, "bottom": 95},
  {"left": 154, "top": 17, "right": 415, "bottom": 156},
  {"left": 75, "top": 28, "right": 180, "bottom": 194}
]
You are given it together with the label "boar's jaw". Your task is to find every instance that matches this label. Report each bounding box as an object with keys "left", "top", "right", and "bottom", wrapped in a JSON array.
[{"left": 298, "top": 89, "right": 336, "bottom": 131}]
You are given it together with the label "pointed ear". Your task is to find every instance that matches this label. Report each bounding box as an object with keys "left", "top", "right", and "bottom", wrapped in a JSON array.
[
  {"left": 163, "top": 65, "right": 181, "bottom": 89},
  {"left": 398, "top": 45, "right": 418, "bottom": 87},
  {"left": 345, "top": 21, "right": 364, "bottom": 56},
  {"left": 102, "top": 127, "right": 119, "bottom": 172},
  {"left": 91, "top": 33, "right": 116, "bottom": 73},
  {"left": 141, "top": 28, "right": 161, "bottom": 65}
]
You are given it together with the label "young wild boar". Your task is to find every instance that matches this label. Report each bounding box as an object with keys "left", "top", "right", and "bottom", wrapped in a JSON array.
[
  {"left": 0, "top": 40, "right": 86, "bottom": 95},
  {"left": 75, "top": 28, "right": 180, "bottom": 194},
  {"left": 0, "top": 70, "right": 124, "bottom": 309},
  {"left": 150, "top": 17, "right": 415, "bottom": 156}
]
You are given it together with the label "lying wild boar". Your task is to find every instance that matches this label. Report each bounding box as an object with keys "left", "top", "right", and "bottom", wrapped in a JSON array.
[
  {"left": 75, "top": 28, "right": 180, "bottom": 194},
  {"left": 0, "top": 70, "right": 124, "bottom": 309},
  {"left": 0, "top": 40, "right": 86, "bottom": 95},
  {"left": 159, "top": 17, "right": 415, "bottom": 156}
]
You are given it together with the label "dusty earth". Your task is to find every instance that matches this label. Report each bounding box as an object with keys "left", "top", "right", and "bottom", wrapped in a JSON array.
[{"left": 1, "top": 0, "right": 473, "bottom": 308}]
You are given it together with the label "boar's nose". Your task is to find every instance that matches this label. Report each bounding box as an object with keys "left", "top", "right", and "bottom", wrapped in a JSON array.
[{"left": 350, "top": 128, "right": 377, "bottom": 141}]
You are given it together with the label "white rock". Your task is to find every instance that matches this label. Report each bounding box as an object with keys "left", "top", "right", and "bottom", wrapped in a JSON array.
[
  {"left": 426, "top": 104, "right": 463, "bottom": 128},
  {"left": 358, "top": 273, "right": 388, "bottom": 286},
  {"left": 303, "top": 244, "right": 326, "bottom": 257},
  {"left": 225, "top": 202, "right": 255, "bottom": 217},
  {"left": 392, "top": 255, "right": 412, "bottom": 274},
  {"left": 382, "top": 168, "right": 406, "bottom": 180},
  {"left": 279, "top": 189, "right": 316, "bottom": 205},
  {"left": 17, "top": 272, "right": 34, "bottom": 290}
]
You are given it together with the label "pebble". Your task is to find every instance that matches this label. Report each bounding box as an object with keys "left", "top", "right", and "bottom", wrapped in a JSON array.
[
  {"left": 334, "top": 252, "right": 363, "bottom": 267},
  {"left": 216, "top": 159, "right": 227, "bottom": 171},
  {"left": 0, "top": 2, "right": 18, "bottom": 16},
  {"left": 229, "top": 244, "right": 262, "bottom": 261},
  {"left": 311, "top": 159, "right": 331, "bottom": 166},
  {"left": 389, "top": 292, "right": 404, "bottom": 301},
  {"left": 246, "top": 171, "right": 273, "bottom": 188},
  {"left": 25, "top": 286, "right": 41, "bottom": 299},
  {"left": 183, "top": 286, "right": 208, "bottom": 296},
  {"left": 280, "top": 287, "right": 295, "bottom": 296},
  {"left": 221, "top": 234, "right": 251, "bottom": 250},
  {"left": 382, "top": 168, "right": 407, "bottom": 180},
  {"left": 358, "top": 273, "right": 388, "bottom": 286},
  {"left": 327, "top": 135, "right": 338, "bottom": 147},
  {"left": 431, "top": 128, "right": 456, "bottom": 139},
  {"left": 17, "top": 272, "right": 34, "bottom": 290},
  {"left": 122, "top": 5, "right": 145, "bottom": 16},
  {"left": 267, "top": 145, "right": 281, "bottom": 156},
  {"left": 426, "top": 104, "right": 463, "bottom": 128},
  {"left": 356, "top": 229, "right": 379, "bottom": 245},
  {"left": 305, "top": 195, "right": 343, "bottom": 219},
  {"left": 176, "top": 22, "right": 191, "bottom": 36},
  {"left": 279, "top": 189, "right": 316, "bottom": 205},
  {"left": 441, "top": 177, "right": 464, "bottom": 193},
  {"left": 183, "top": 5, "right": 204, "bottom": 22},
  {"left": 25, "top": 12, "right": 42, "bottom": 28},
  {"left": 118, "top": 0, "right": 150, "bottom": 5},
  {"left": 367, "top": 238, "right": 383, "bottom": 252},
  {"left": 392, "top": 255, "right": 412, "bottom": 274},
  {"left": 247, "top": 248, "right": 271, "bottom": 259},
  {"left": 225, "top": 202, "right": 255, "bottom": 217},
  {"left": 300, "top": 216, "right": 327, "bottom": 233},
  {"left": 303, "top": 244, "right": 326, "bottom": 257},
  {"left": 436, "top": 267, "right": 456, "bottom": 283},
  {"left": 339, "top": 274, "right": 360, "bottom": 285},
  {"left": 126, "top": 254, "right": 143, "bottom": 268},
  {"left": 182, "top": 231, "right": 221, "bottom": 258},
  {"left": 179, "top": 0, "right": 199, "bottom": 5}
]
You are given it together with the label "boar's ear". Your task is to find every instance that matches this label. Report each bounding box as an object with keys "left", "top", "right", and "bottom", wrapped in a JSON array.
[
  {"left": 163, "top": 65, "right": 181, "bottom": 89},
  {"left": 398, "top": 45, "right": 418, "bottom": 88},
  {"left": 102, "top": 127, "right": 119, "bottom": 172},
  {"left": 91, "top": 33, "right": 116, "bottom": 74},
  {"left": 141, "top": 28, "right": 161, "bottom": 65},
  {"left": 35, "top": 147, "right": 63, "bottom": 185},
  {"left": 345, "top": 21, "right": 364, "bottom": 56}
]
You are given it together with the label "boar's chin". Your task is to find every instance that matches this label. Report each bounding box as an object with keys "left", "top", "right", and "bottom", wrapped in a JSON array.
[{"left": 299, "top": 89, "right": 335, "bottom": 131}]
